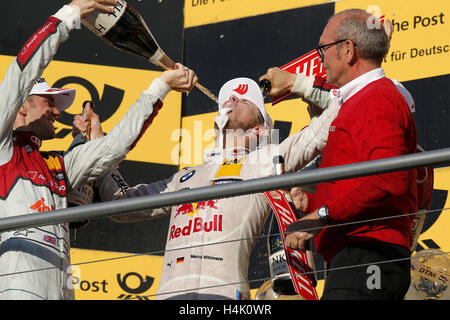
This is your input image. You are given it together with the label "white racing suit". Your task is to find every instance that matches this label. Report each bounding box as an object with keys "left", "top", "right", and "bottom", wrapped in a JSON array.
[
  {"left": 98, "top": 77, "right": 340, "bottom": 300},
  {"left": 0, "top": 6, "right": 171, "bottom": 299}
]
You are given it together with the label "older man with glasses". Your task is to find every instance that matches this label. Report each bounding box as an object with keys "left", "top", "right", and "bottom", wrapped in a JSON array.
[{"left": 261, "top": 9, "right": 418, "bottom": 300}]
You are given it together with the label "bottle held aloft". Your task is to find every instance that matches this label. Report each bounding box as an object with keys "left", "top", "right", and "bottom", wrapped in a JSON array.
[
  {"left": 259, "top": 79, "right": 272, "bottom": 96},
  {"left": 82, "top": 0, "right": 218, "bottom": 103},
  {"left": 82, "top": 0, "right": 173, "bottom": 69}
]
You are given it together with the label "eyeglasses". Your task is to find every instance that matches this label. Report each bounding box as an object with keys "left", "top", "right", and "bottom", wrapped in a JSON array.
[{"left": 316, "top": 39, "right": 355, "bottom": 60}]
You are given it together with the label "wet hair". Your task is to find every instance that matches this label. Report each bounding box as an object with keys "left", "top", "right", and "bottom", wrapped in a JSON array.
[{"left": 333, "top": 9, "right": 390, "bottom": 65}]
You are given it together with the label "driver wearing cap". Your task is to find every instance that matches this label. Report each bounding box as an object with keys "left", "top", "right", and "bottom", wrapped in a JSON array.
[
  {"left": 14, "top": 77, "right": 75, "bottom": 140},
  {"left": 0, "top": 0, "right": 198, "bottom": 300},
  {"left": 97, "top": 76, "right": 341, "bottom": 300}
]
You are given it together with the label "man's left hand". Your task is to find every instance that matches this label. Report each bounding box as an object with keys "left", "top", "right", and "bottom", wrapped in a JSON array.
[
  {"left": 285, "top": 211, "right": 323, "bottom": 250},
  {"left": 72, "top": 101, "right": 103, "bottom": 140}
]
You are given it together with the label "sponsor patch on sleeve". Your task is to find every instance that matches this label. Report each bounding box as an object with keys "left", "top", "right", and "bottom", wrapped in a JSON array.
[{"left": 16, "top": 16, "right": 61, "bottom": 71}]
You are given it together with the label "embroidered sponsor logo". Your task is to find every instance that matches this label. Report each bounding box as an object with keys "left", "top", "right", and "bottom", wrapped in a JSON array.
[
  {"left": 13, "top": 229, "right": 35, "bottom": 237},
  {"left": 31, "top": 135, "right": 42, "bottom": 148},
  {"left": 211, "top": 178, "right": 242, "bottom": 185},
  {"left": 28, "top": 171, "right": 46, "bottom": 181},
  {"left": 233, "top": 84, "right": 249, "bottom": 95},
  {"left": 171, "top": 201, "right": 222, "bottom": 240},
  {"left": 30, "top": 198, "right": 54, "bottom": 213},
  {"left": 214, "top": 158, "right": 244, "bottom": 179},
  {"left": 180, "top": 170, "right": 196, "bottom": 183},
  {"left": 43, "top": 234, "right": 56, "bottom": 245},
  {"left": 17, "top": 17, "right": 60, "bottom": 70},
  {"left": 174, "top": 200, "right": 218, "bottom": 218},
  {"left": 169, "top": 214, "right": 223, "bottom": 241}
]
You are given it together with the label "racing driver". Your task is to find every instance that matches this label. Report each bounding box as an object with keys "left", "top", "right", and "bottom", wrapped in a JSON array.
[
  {"left": 0, "top": 0, "right": 197, "bottom": 299},
  {"left": 97, "top": 76, "right": 339, "bottom": 300}
]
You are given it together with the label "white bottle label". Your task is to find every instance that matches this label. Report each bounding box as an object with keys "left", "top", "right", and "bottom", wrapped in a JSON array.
[
  {"left": 81, "top": 0, "right": 127, "bottom": 36},
  {"left": 269, "top": 250, "right": 290, "bottom": 277}
]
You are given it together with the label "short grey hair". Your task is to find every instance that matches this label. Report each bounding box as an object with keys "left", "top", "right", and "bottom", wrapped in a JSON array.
[{"left": 333, "top": 9, "right": 389, "bottom": 65}]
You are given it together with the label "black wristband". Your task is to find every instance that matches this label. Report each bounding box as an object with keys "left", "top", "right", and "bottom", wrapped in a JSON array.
[{"left": 285, "top": 219, "right": 325, "bottom": 235}]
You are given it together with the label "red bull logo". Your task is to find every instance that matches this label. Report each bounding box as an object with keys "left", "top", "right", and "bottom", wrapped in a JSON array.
[
  {"left": 170, "top": 200, "right": 222, "bottom": 241},
  {"left": 174, "top": 200, "right": 218, "bottom": 218},
  {"left": 169, "top": 214, "right": 223, "bottom": 241}
]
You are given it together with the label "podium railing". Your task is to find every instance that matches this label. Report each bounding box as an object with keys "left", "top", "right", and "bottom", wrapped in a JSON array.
[{"left": 0, "top": 147, "right": 449, "bottom": 233}]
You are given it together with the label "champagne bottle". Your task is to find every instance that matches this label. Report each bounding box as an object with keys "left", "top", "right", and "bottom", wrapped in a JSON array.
[
  {"left": 267, "top": 213, "right": 298, "bottom": 295},
  {"left": 272, "top": 155, "right": 317, "bottom": 286},
  {"left": 269, "top": 155, "right": 298, "bottom": 295},
  {"left": 259, "top": 79, "right": 271, "bottom": 96},
  {"left": 255, "top": 156, "right": 316, "bottom": 299},
  {"left": 82, "top": 0, "right": 218, "bottom": 103}
]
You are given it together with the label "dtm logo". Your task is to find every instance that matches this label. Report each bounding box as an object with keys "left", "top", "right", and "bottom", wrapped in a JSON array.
[
  {"left": 233, "top": 84, "right": 249, "bottom": 95},
  {"left": 174, "top": 200, "right": 218, "bottom": 218},
  {"left": 117, "top": 272, "right": 154, "bottom": 300}
]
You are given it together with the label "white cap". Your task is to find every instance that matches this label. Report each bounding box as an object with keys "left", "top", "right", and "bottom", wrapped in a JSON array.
[
  {"left": 218, "top": 77, "right": 273, "bottom": 130},
  {"left": 29, "top": 77, "right": 75, "bottom": 111}
]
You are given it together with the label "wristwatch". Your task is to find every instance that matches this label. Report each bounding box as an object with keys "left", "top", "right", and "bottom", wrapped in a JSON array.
[{"left": 317, "top": 205, "right": 330, "bottom": 224}]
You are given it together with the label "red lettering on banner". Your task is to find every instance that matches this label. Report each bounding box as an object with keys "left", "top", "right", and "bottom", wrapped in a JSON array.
[
  {"left": 295, "top": 55, "right": 323, "bottom": 77},
  {"left": 264, "top": 190, "right": 318, "bottom": 300},
  {"left": 273, "top": 201, "right": 295, "bottom": 229},
  {"left": 271, "top": 15, "right": 384, "bottom": 105},
  {"left": 272, "top": 49, "right": 327, "bottom": 105}
]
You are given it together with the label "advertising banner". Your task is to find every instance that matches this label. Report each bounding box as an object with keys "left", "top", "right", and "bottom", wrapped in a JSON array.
[
  {"left": 70, "top": 248, "right": 163, "bottom": 300},
  {"left": 335, "top": 0, "right": 450, "bottom": 82},
  {"left": 184, "top": 0, "right": 331, "bottom": 28}
]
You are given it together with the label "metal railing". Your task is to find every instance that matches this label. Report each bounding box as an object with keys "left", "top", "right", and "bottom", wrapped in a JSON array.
[{"left": 0, "top": 147, "right": 449, "bottom": 232}]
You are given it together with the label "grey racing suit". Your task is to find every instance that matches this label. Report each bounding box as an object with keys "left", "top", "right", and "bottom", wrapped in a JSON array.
[
  {"left": 0, "top": 5, "right": 171, "bottom": 300},
  {"left": 98, "top": 78, "right": 340, "bottom": 300}
]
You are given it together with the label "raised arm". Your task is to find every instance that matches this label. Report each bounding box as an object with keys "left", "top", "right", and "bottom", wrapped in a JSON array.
[
  {"left": 0, "top": 1, "right": 115, "bottom": 156},
  {"left": 63, "top": 64, "right": 197, "bottom": 189}
]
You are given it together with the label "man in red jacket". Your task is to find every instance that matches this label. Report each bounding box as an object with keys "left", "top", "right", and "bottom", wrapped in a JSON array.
[{"left": 284, "top": 9, "right": 418, "bottom": 299}]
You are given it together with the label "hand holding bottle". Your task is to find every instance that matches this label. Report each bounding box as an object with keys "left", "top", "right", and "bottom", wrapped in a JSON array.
[
  {"left": 259, "top": 67, "right": 297, "bottom": 97},
  {"left": 68, "top": 101, "right": 99, "bottom": 215},
  {"left": 289, "top": 186, "right": 308, "bottom": 212},
  {"left": 72, "top": 101, "right": 104, "bottom": 140},
  {"left": 69, "top": 0, "right": 117, "bottom": 18},
  {"left": 160, "top": 63, "right": 199, "bottom": 94}
]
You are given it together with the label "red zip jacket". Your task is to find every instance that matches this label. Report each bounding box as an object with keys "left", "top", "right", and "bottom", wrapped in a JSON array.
[{"left": 306, "top": 76, "right": 418, "bottom": 263}]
